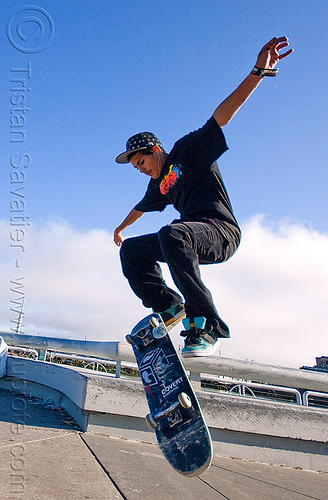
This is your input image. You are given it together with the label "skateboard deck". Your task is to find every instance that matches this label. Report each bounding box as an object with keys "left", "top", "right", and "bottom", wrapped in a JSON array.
[{"left": 126, "top": 313, "right": 213, "bottom": 477}]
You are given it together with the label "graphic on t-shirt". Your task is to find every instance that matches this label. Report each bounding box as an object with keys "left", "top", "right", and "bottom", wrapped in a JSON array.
[{"left": 160, "top": 163, "right": 182, "bottom": 195}]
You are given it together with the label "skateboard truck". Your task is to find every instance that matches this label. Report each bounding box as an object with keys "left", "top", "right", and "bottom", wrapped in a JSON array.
[
  {"left": 146, "top": 392, "right": 192, "bottom": 429},
  {"left": 126, "top": 316, "right": 167, "bottom": 346}
]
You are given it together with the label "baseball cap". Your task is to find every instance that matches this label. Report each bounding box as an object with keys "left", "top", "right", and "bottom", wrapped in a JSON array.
[{"left": 115, "top": 132, "right": 164, "bottom": 164}]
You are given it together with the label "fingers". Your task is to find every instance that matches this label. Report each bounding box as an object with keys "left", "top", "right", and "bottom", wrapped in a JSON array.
[
  {"left": 259, "top": 37, "right": 289, "bottom": 58},
  {"left": 276, "top": 42, "right": 289, "bottom": 51},
  {"left": 265, "top": 36, "right": 289, "bottom": 51},
  {"left": 278, "top": 48, "right": 294, "bottom": 60},
  {"left": 275, "top": 38, "right": 293, "bottom": 60},
  {"left": 275, "top": 36, "right": 289, "bottom": 44},
  {"left": 269, "top": 36, "right": 289, "bottom": 45},
  {"left": 264, "top": 36, "right": 293, "bottom": 60}
]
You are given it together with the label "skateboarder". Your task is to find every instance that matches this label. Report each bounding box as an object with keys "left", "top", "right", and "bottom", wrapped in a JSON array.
[{"left": 114, "top": 37, "right": 293, "bottom": 358}]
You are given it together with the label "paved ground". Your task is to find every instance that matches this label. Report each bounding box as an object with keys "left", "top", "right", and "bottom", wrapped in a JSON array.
[{"left": 0, "top": 389, "right": 327, "bottom": 500}]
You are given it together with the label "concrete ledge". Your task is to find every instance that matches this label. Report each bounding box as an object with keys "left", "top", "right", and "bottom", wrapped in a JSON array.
[{"left": 1, "top": 356, "right": 328, "bottom": 472}]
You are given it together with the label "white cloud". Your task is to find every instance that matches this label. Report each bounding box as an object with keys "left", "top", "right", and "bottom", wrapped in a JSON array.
[
  {"left": 0, "top": 219, "right": 145, "bottom": 340},
  {"left": 1, "top": 216, "right": 327, "bottom": 368},
  {"left": 201, "top": 215, "right": 328, "bottom": 367}
]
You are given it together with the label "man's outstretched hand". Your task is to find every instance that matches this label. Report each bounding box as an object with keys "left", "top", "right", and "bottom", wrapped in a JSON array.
[{"left": 256, "top": 37, "right": 293, "bottom": 70}]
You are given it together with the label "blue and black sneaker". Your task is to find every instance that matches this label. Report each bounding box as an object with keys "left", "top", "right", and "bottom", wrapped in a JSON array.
[{"left": 180, "top": 317, "right": 220, "bottom": 358}]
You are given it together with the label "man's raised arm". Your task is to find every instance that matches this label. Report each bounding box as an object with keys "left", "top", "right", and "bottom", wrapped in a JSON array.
[{"left": 213, "top": 37, "right": 293, "bottom": 127}]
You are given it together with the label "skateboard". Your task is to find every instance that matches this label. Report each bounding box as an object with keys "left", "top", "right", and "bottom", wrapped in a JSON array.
[{"left": 126, "top": 313, "right": 213, "bottom": 477}]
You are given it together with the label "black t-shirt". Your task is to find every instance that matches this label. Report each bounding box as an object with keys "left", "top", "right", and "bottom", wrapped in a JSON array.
[{"left": 134, "top": 116, "right": 241, "bottom": 248}]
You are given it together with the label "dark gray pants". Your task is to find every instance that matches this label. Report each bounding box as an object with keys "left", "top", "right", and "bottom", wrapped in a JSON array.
[{"left": 120, "top": 219, "right": 236, "bottom": 338}]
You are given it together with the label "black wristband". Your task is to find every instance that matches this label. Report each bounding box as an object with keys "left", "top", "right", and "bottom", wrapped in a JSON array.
[{"left": 251, "top": 66, "right": 279, "bottom": 77}]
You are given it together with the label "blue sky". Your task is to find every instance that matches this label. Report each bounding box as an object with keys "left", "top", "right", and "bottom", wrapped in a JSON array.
[
  {"left": 1, "top": 0, "right": 327, "bottom": 234},
  {"left": 1, "top": 1, "right": 328, "bottom": 367}
]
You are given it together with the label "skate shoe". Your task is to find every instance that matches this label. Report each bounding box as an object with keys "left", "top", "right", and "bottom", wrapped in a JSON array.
[
  {"left": 155, "top": 303, "right": 186, "bottom": 329},
  {"left": 181, "top": 317, "right": 220, "bottom": 358}
]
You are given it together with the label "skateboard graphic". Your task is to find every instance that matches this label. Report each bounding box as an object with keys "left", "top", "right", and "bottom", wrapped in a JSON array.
[{"left": 126, "top": 313, "right": 213, "bottom": 477}]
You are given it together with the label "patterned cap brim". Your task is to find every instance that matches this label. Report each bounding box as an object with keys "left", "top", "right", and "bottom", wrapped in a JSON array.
[{"left": 115, "top": 147, "right": 147, "bottom": 164}]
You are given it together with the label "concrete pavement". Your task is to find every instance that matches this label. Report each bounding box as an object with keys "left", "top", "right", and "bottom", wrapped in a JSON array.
[{"left": 0, "top": 389, "right": 327, "bottom": 500}]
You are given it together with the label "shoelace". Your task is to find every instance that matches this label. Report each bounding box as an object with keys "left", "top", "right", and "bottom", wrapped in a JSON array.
[
  {"left": 180, "top": 323, "right": 217, "bottom": 345},
  {"left": 180, "top": 328, "right": 204, "bottom": 346}
]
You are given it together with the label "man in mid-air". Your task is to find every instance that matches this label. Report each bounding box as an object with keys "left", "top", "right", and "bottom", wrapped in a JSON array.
[{"left": 114, "top": 37, "right": 293, "bottom": 358}]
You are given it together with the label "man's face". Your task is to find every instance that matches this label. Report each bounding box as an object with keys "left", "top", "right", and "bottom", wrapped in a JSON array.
[{"left": 130, "top": 150, "right": 162, "bottom": 179}]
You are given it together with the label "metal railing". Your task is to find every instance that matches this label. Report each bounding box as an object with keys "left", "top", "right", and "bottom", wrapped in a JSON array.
[
  {"left": 1, "top": 331, "right": 328, "bottom": 408},
  {"left": 302, "top": 391, "right": 328, "bottom": 406},
  {"left": 228, "top": 381, "right": 302, "bottom": 405},
  {"left": 7, "top": 345, "right": 39, "bottom": 360}
]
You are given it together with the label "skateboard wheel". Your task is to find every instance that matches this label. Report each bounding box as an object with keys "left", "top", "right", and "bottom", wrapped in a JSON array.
[
  {"left": 150, "top": 317, "right": 159, "bottom": 328},
  {"left": 178, "top": 392, "right": 192, "bottom": 409},
  {"left": 145, "top": 413, "right": 157, "bottom": 429},
  {"left": 125, "top": 334, "right": 133, "bottom": 345}
]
